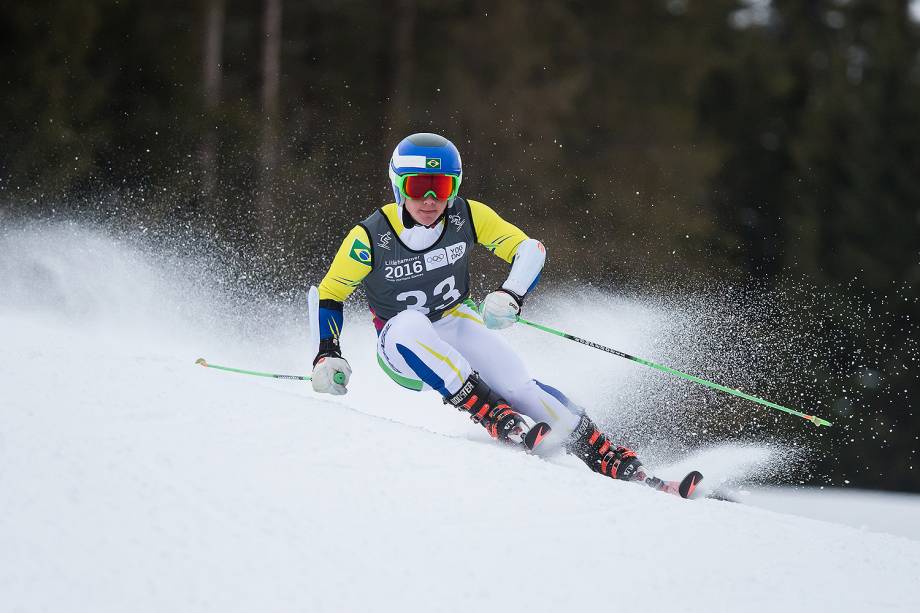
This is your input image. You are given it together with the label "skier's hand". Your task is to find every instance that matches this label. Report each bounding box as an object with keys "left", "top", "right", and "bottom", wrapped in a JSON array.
[
  {"left": 480, "top": 290, "right": 522, "bottom": 330},
  {"left": 312, "top": 356, "right": 352, "bottom": 395}
]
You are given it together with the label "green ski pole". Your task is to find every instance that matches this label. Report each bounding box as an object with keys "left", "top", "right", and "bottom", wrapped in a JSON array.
[
  {"left": 515, "top": 316, "right": 831, "bottom": 428},
  {"left": 195, "top": 358, "right": 346, "bottom": 385}
]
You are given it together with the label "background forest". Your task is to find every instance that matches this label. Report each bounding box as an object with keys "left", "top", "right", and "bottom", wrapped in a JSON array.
[{"left": 2, "top": 0, "right": 918, "bottom": 491}]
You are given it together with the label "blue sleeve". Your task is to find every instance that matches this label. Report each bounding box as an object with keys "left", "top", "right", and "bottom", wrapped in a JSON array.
[{"left": 318, "top": 299, "right": 344, "bottom": 341}]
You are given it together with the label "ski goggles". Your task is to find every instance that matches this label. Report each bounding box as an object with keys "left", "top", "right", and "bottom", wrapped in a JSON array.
[{"left": 396, "top": 173, "right": 459, "bottom": 200}]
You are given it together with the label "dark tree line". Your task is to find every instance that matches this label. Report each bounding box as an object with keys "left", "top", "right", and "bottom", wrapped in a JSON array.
[{"left": 2, "top": 0, "right": 918, "bottom": 490}]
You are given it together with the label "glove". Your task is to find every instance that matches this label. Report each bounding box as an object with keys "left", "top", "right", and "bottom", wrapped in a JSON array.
[
  {"left": 312, "top": 355, "right": 352, "bottom": 395},
  {"left": 480, "top": 289, "right": 522, "bottom": 330}
]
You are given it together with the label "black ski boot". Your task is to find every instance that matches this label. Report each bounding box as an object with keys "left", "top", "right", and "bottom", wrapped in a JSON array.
[
  {"left": 445, "top": 372, "right": 550, "bottom": 451},
  {"left": 565, "top": 414, "right": 646, "bottom": 481}
]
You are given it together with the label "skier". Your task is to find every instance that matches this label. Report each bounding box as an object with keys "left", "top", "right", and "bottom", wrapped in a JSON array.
[{"left": 309, "top": 132, "right": 646, "bottom": 484}]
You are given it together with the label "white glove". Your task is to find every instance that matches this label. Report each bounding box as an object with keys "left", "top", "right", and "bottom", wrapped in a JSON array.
[
  {"left": 480, "top": 290, "right": 522, "bottom": 330},
  {"left": 312, "top": 356, "right": 352, "bottom": 395}
]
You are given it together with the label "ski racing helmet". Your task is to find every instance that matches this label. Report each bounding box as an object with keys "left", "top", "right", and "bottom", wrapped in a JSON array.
[{"left": 388, "top": 133, "right": 462, "bottom": 205}]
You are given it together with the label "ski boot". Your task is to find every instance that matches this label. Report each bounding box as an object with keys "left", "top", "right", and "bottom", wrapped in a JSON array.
[
  {"left": 565, "top": 414, "right": 646, "bottom": 482},
  {"left": 445, "top": 372, "right": 551, "bottom": 451}
]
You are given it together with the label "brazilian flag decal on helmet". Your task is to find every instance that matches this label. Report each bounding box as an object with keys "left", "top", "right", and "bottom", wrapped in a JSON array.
[
  {"left": 349, "top": 238, "right": 372, "bottom": 265},
  {"left": 426, "top": 158, "right": 441, "bottom": 169}
]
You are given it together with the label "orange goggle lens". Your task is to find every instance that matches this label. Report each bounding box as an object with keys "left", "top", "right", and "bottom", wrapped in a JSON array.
[{"left": 402, "top": 174, "right": 456, "bottom": 200}]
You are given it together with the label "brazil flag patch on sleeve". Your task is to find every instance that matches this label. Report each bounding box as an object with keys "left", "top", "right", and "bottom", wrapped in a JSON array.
[{"left": 348, "top": 237, "right": 372, "bottom": 265}]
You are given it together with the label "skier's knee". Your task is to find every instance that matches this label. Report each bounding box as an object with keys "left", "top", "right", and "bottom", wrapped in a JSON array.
[
  {"left": 389, "top": 308, "right": 429, "bottom": 329},
  {"left": 384, "top": 308, "right": 432, "bottom": 340}
]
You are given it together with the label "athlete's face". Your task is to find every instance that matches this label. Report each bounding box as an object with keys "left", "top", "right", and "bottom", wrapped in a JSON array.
[{"left": 405, "top": 195, "right": 448, "bottom": 227}]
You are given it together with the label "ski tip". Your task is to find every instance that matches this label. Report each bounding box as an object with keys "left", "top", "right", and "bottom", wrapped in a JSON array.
[
  {"left": 195, "top": 358, "right": 208, "bottom": 367},
  {"left": 523, "top": 422, "right": 551, "bottom": 451},
  {"left": 678, "top": 470, "right": 704, "bottom": 499}
]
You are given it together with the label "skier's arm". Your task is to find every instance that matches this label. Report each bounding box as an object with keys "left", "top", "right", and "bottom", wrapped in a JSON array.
[
  {"left": 315, "top": 224, "right": 373, "bottom": 355},
  {"left": 311, "top": 226, "right": 372, "bottom": 394},
  {"left": 318, "top": 225, "right": 373, "bottom": 303},
  {"left": 468, "top": 199, "right": 546, "bottom": 297},
  {"left": 468, "top": 199, "right": 546, "bottom": 329}
]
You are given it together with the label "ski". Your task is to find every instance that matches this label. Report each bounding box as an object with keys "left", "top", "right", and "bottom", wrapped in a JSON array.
[{"left": 642, "top": 470, "right": 704, "bottom": 499}]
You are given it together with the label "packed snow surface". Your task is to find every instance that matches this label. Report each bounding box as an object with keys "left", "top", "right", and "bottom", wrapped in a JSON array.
[{"left": 2, "top": 223, "right": 919, "bottom": 612}]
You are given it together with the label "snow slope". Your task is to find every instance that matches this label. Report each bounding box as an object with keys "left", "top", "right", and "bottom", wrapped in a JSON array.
[
  {"left": 2, "top": 223, "right": 919, "bottom": 612},
  {"left": 741, "top": 486, "right": 920, "bottom": 541}
]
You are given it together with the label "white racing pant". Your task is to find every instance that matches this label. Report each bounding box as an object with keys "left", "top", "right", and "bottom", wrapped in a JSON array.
[{"left": 376, "top": 301, "right": 585, "bottom": 447}]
